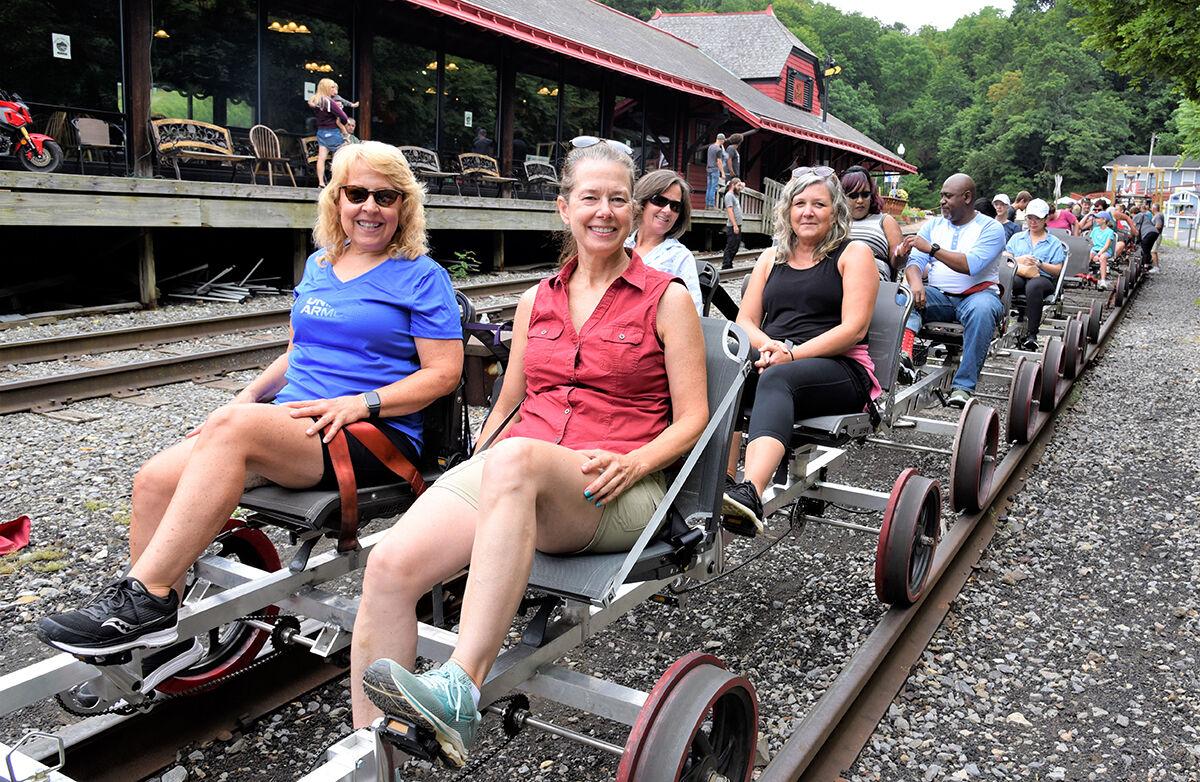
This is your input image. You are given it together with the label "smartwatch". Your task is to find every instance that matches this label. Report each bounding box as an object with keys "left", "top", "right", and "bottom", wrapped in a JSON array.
[
  {"left": 363, "top": 390, "right": 382, "bottom": 419},
  {"left": 928, "top": 243, "right": 941, "bottom": 258}
]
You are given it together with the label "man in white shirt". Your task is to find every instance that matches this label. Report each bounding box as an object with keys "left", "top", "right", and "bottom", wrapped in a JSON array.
[{"left": 897, "top": 173, "right": 1007, "bottom": 408}]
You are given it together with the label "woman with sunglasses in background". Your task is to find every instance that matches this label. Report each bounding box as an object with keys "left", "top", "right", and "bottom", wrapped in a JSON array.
[
  {"left": 626, "top": 169, "right": 705, "bottom": 313},
  {"left": 37, "top": 142, "right": 465, "bottom": 677},
  {"left": 840, "top": 166, "right": 903, "bottom": 281},
  {"left": 353, "top": 138, "right": 708, "bottom": 764}
]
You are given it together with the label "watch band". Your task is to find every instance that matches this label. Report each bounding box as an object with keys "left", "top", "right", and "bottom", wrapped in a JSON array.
[
  {"left": 928, "top": 243, "right": 941, "bottom": 257},
  {"left": 363, "top": 390, "right": 382, "bottom": 419}
]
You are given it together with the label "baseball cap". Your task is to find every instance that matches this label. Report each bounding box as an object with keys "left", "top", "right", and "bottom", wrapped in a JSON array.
[
  {"left": 1025, "top": 198, "right": 1050, "bottom": 218},
  {"left": 716, "top": 133, "right": 726, "bottom": 140},
  {"left": 992, "top": 193, "right": 1011, "bottom": 206},
  {"left": 1095, "top": 211, "right": 1111, "bottom": 223}
]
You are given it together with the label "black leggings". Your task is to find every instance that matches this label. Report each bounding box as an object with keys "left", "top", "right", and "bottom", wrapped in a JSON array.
[
  {"left": 1140, "top": 231, "right": 1159, "bottom": 264},
  {"left": 743, "top": 355, "right": 871, "bottom": 445},
  {"left": 1013, "top": 274, "right": 1055, "bottom": 337}
]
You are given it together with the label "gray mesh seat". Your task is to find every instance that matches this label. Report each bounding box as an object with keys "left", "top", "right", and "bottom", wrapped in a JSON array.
[
  {"left": 525, "top": 318, "right": 750, "bottom": 606},
  {"left": 1052, "top": 231, "right": 1095, "bottom": 288},
  {"left": 790, "top": 282, "right": 912, "bottom": 445},
  {"left": 696, "top": 260, "right": 719, "bottom": 316},
  {"left": 919, "top": 256, "right": 1018, "bottom": 343}
]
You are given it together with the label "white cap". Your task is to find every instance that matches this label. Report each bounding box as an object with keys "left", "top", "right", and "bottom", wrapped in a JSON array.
[
  {"left": 992, "top": 193, "right": 1011, "bottom": 206},
  {"left": 1025, "top": 198, "right": 1050, "bottom": 218},
  {"left": 716, "top": 133, "right": 726, "bottom": 140}
]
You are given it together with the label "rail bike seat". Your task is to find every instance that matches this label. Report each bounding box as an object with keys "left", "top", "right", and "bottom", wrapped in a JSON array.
[
  {"left": 918, "top": 257, "right": 1018, "bottom": 344},
  {"left": 524, "top": 318, "right": 750, "bottom": 607},
  {"left": 696, "top": 259, "right": 719, "bottom": 316},
  {"left": 1055, "top": 233, "right": 1095, "bottom": 288},
  {"left": 788, "top": 282, "right": 910, "bottom": 447}
]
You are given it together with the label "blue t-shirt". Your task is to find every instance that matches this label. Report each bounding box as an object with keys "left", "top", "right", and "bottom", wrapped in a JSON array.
[
  {"left": 1005, "top": 230, "right": 1066, "bottom": 280},
  {"left": 1089, "top": 226, "right": 1116, "bottom": 255},
  {"left": 275, "top": 251, "right": 462, "bottom": 451}
]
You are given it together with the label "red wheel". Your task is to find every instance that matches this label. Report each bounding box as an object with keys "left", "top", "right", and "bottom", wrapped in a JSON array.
[
  {"left": 1006, "top": 356, "right": 1040, "bottom": 444},
  {"left": 949, "top": 399, "right": 999, "bottom": 514},
  {"left": 617, "top": 653, "right": 758, "bottom": 782},
  {"left": 155, "top": 519, "right": 281, "bottom": 694},
  {"left": 1039, "top": 338, "right": 1063, "bottom": 410},
  {"left": 1114, "top": 274, "right": 1126, "bottom": 306},
  {"left": 1087, "top": 301, "right": 1102, "bottom": 344},
  {"left": 1061, "top": 317, "right": 1084, "bottom": 380},
  {"left": 875, "top": 469, "right": 941, "bottom": 606}
]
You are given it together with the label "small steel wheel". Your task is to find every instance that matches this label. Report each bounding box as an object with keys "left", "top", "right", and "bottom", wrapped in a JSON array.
[
  {"left": 617, "top": 653, "right": 758, "bottom": 782},
  {"left": 874, "top": 468, "right": 941, "bottom": 606},
  {"left": 1086, "top": 301, "right": 1102, "bottom": 344},
  {"left": 155, "top": 519, "right": 282, "bottom": 694},
  {"left": 1061, "top": 317, "right": 1084, "bottom": 380},
  {"left": 1114, "top": 274, "right": 1126, "bottom": 306},
  {"left": 1039, "top": 337, "right": 1063, "bottom": 410},
  {"left": 1006, "top": 356, "right": 1041, "bottom": 444},
  {"left": 949, "top": 399, "right": 999, "bottom": 514}
]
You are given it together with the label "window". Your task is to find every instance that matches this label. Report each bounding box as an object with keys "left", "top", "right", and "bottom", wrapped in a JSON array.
[
  {"left": 561, "top": 82, "right": 600, "bottom": 162},
  {"left": 371, "top": 40, "right": 438, "bottom": 149},
  {"left": 263, "top": 2, "right": 352, "bottom": 133},
  {"left": 1182, "top": 169, "right": 1197, "bottom": 187},
  {"left": 513, "top": 72, "right": 561, "bottom": 168},
  {"left": 151, "top": 0, "right": 257, "bottom": 127},
  {"left": 784, "top": 68, "right": 814, "bottom": 112},
  {"left": 440, "top": 53, "right": 497, "bottom": 157},
  {"left": 6, "top": 0, "right": 123, "bottom": 113}
]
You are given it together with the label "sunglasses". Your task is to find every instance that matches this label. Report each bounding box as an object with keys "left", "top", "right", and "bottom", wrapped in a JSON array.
[
  {"left": 793, "top": 166, "right": 835, "bottom": 179},
  {"left": 571, "top": 135, "right": 634, "bottom": 156},
  {"left": 340, "top": 185, "right": 402, "bottom": 207},
  {"left": 647, "top": 193, "right": 683, "bottom": 213},
  {"left": 846, "top": 191, "right": 872, "bottom": 200}
]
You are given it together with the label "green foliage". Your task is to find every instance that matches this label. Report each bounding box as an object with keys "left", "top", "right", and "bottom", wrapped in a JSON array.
[
  {"left": 899, "top": 174, "right": 935, "bottom": 209},
  {"left": 1070, "top": 0, "right": 1200, "bottom": 102},
  {"left": 1175, "top": 101, "right": 1200, "bottom": 161},
  {"left": 448, "top": 249, "right": 480, "bottom": 280}
]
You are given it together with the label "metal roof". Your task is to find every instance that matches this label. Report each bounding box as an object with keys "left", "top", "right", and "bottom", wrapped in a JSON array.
[
  {"left": 647, "top": 8, "right": 817, "bottom": 80},
  {"left": 403, "top": 0, "right": 914, "bottom": 172}
]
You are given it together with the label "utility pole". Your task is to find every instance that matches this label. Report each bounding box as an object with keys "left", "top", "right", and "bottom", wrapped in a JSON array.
[{"left": 1147, "top": 132, "right": 1157, "bottom": 165}]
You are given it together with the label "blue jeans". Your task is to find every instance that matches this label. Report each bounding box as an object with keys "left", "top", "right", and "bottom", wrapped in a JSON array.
[
  {"left": 706, "top": 169, "right": 719, "bottom": 209},
  {"left": 905, "top": 286, "right": 1004, "bottom": 392}
]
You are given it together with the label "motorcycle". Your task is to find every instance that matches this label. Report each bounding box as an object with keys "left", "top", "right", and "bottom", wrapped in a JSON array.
[{"left": 0, "top": 89, "right": 63, "bottom": 173}]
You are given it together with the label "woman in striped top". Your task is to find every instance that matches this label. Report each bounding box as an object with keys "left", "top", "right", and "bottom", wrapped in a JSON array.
[{"left": 841, "top": 166, "right": 902, "bottom": 281}]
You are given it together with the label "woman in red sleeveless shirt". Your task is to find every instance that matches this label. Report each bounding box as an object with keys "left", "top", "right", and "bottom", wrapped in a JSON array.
[{"left": 349, "top": 140, "right": 709, "bottom": 762}]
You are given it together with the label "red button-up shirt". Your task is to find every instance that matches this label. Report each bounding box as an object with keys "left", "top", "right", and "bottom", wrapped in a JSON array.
[{"left": 503, "top": 253, "right": 678, "bottom": 454}]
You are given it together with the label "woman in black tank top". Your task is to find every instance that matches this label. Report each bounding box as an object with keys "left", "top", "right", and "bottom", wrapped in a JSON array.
[{"left": 720, "top": 170, "right": 881, "bottom": 536}]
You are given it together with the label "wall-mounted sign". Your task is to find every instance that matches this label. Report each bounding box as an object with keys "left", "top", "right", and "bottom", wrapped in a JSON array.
[
  {"left": 304, "top": 81, "right": 316, "bottom": 101},
  {"left": 464, "top": 110, "right": 473, "bottom": 128},
  {"left": 52, "top": 33, "right": 71, "bottom": 60}
]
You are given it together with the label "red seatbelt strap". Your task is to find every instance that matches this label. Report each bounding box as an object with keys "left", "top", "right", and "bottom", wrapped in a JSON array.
[{"left": 328, "top": 422, "right": 426, "bottom": 554}]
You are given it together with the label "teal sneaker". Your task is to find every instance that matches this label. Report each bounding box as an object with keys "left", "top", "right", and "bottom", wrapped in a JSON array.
[
  {"left": 363, "top": 658, "right": 481, "bottom": 767},
  {"left": 947, "top": 387, "right": 973, "bottom": 409}
]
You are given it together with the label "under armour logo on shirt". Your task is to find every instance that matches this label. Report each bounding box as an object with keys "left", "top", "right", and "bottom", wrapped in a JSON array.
[{"left": 300, "top": 297, "right": 339, "bottom": 318}]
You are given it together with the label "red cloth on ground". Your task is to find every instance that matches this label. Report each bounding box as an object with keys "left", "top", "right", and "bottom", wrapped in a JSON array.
[{"left": 0, "top": 515, "right": 31, "bottom": 555}]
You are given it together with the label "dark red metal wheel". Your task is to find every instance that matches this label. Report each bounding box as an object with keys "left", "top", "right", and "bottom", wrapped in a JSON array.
[
  {"left": 1039, "top": 337, "right": 1063, "bottom": 410},
  {"left": 949, "top": 399, "right": 999, "bottom": 514},
  {"left": 155, "top": 519, "right": 281, "bottom": 694},
  {"left": 1005, "top": 356, "right": 1041, "bottom": 444},
  {"left": 1061, "top": 317, "right": 1084, "bottom": 380},
  {"left": 1086, "top": 300, "right": 1102, "bottom": 344},
  {"left": 874, "top": 468, "right": 941, "bottom": 606},
  {"left": 1114, "top": 274, "right": 1126, "bottom": 306},
  {"left": 617, "top": 652, "right": 758, "bottom": 782}
]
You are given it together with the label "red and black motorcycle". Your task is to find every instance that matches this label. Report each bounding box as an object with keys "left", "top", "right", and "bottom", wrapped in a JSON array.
[{"left": 0, "top": 89, "right": 63, "bottom": 172}]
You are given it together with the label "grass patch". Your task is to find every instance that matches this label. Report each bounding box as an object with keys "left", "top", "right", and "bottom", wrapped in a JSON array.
[
  {"left": 0, "top": 547, "right": 68, "bottom": 577},
  {"left": 83, "top": 499, "right": 110, "bottom": 512},
  {"left": 112, "top": 509, "right": 131, "bottom": 526}
]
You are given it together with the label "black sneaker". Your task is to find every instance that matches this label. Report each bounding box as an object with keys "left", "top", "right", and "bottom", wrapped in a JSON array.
[
  {"left": 37, "top": 577, "right": 179, "bottom": 656},
  {"left": 896, "top": 353, "right": 918, "bottom": 385},
  {"left": 912, "top": 343, "right": 929, "bottom": 367},
  {"left": 721, "top": 479, "right": 764, "bottom": 537},
  {"left": 1019, "top": 336, "right": 1039, "bottom": 352}
]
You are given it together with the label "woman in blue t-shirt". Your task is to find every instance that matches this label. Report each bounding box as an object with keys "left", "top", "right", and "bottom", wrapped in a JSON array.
[{"left": 37, "top": 142, "right": 465, "bottom": 671}]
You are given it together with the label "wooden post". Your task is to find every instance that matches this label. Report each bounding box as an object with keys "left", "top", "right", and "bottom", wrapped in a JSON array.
[
  {"left": 123, "top": 0, "right": 153, "bottom": 177},
  {"left": 294, "top": 230, "right": 311, "bottom": 284},
  {"left": 354, "top": 1, "right": 374, "bottom": 141},
  {"left": 492, "top": 231, "right": 505, "bottom": 272},
  {"left": 138, "top": 229, "right": 158, "bottom": 307}
]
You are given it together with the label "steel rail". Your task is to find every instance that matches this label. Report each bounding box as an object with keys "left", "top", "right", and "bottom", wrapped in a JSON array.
[{"left": 760, "top": 278, "right": 1135, "bottom": 781}]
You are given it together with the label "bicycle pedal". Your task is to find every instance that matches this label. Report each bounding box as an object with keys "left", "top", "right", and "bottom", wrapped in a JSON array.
[
  {"left": 77, "top": 650, "right": 134, "bottom": 666},
  {"left": 378, "top": 716, "right": 450, "bottom": 766}
]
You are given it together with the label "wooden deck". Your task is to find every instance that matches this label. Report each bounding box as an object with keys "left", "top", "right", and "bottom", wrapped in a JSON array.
[{"left": 0, "top": 171, "right": 761, "bottom": 233}]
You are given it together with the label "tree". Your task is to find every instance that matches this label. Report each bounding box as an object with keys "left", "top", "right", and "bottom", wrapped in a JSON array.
[{"left": 1071, "top": 0, "right": 1200, "bottom": 101}]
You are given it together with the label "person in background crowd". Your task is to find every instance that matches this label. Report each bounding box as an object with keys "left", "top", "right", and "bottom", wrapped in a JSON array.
[
  {"left": 340, "top": 117, "right": 361, "bottom": 145},
  {"left": 627, "top": 169, "right": 705, "bottom": 313},
  {"left": 307, "top": 78, "right": 351, "bottom": 188},
  {"left": 1013, "top": 191, "right": 1033, "bottom": 222},
  {"left": 992, "top": 193, "right": 1020, "bottom": 240},
  {"left": 725, "top": 133, "right": 744, "bottom": 180},
  {"left": 354, "top": 140, "right": 707, "bottom": 765},
  {"left": 1110, "top": 201, "right": 1138, "bottom": 260},
  {"left": 1045, "top": 201, "right": 1078, "bottom": 236},
  {"left": 1148, "top": 202, "right": 1165, "bottom": 273},
  {"left": 471, "top": 128, "right": 494, "bottom": 156},
  {"left": 705, "top": 132, "right": 728, "bottom": 209},
  {"left": 1134, "top": 203, "right": 1159, "bottom": 274},
  {"left": 721, "top": 168, "right": 879, "bottom": 534},
  {"left": 975, "top": 198, "right": 997, "bottom": 219},
  {"left": 842, "top": 166, "right": 903, "bottom": 281},
  {"left": 1088, "top": 211, "right": 1116, "bottom": 290},
  {"left": 1079, "top": 198, "right": 1107, "bottom": 233},
  {"left": 36, "top": 143, "right": 465, "bottom": 676},
  {"left": 897, "top": 173, "right": 1007, "bottom": 408},
  {"left": 1006, "top": 198, "right": 1065, "bottom": 351},
  {"left": 723, "top": 177, "right": 746, "bottom": 270}
]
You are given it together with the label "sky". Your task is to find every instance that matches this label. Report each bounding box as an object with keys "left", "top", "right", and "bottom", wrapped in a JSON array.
[{"left": 820, "top": 0, "right": 1016, "bottom": 30}]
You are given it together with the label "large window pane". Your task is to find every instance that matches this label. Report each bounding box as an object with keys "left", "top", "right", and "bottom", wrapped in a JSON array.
[
  {"left": 3, "top": 0, "right": 122, "bottom": 113},
  {"left": 561, "top": 83, "right": 600, "bottom": 161},
  {"left": 371, "top": 40, "right": 437, "bottom": 149},
  {"left": 151, "top": 0, "right": 257, "bottom": 127},
  {"left": 513, "top": 73, "right": 559, "bottom": 169},
  {"left": 611, "top": 93, "right": 645, "bottom": 173},
  {"left": 441, "top": 54, "right": 496, "bottom": 159},
  {"left": 263, "top": 2, "right": 352, "bottom": 134}
]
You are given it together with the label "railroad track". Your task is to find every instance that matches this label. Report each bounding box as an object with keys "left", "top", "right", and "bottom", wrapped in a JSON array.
[{"left": 0, "top": 255, "right": 759, "bottom": 415}]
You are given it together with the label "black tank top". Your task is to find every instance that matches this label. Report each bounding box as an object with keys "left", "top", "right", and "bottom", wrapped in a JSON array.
[{"left": 761, "top": 240, "right": 865, "bottom": 345}]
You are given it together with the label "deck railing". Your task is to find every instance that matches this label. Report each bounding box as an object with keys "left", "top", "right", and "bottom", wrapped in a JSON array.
[{"left": 761, "top": 176, "right": 784, "bottom": 237}]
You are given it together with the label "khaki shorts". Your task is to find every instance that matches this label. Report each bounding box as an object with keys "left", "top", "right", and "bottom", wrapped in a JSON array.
[{"left": 427, "top": 450, "right": 666, "bottom": 554}]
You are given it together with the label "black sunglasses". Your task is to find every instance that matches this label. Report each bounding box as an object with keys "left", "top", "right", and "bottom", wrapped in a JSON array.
[
  {"left": 846, "top": 190, "right": 873, "bottom": 200},
  {"left": 340, "top": 185, "right": 402, "bottom": 207},
  {"left": 647, "top": 193, "right": 683, "bottom": 213}
]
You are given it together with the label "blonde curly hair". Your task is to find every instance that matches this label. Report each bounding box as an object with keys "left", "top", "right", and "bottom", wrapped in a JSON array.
[{"left": 313, "top": 141, "right": 428, "bottom": 263}]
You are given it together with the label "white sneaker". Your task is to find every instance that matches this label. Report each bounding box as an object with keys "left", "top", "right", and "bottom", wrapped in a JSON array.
[
  {"left": 1148, "top": 267, "right": 1161, "bottom": 275},
  {"left": 1096, "top": 279, "right": 1110, "bottom": 290}
]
